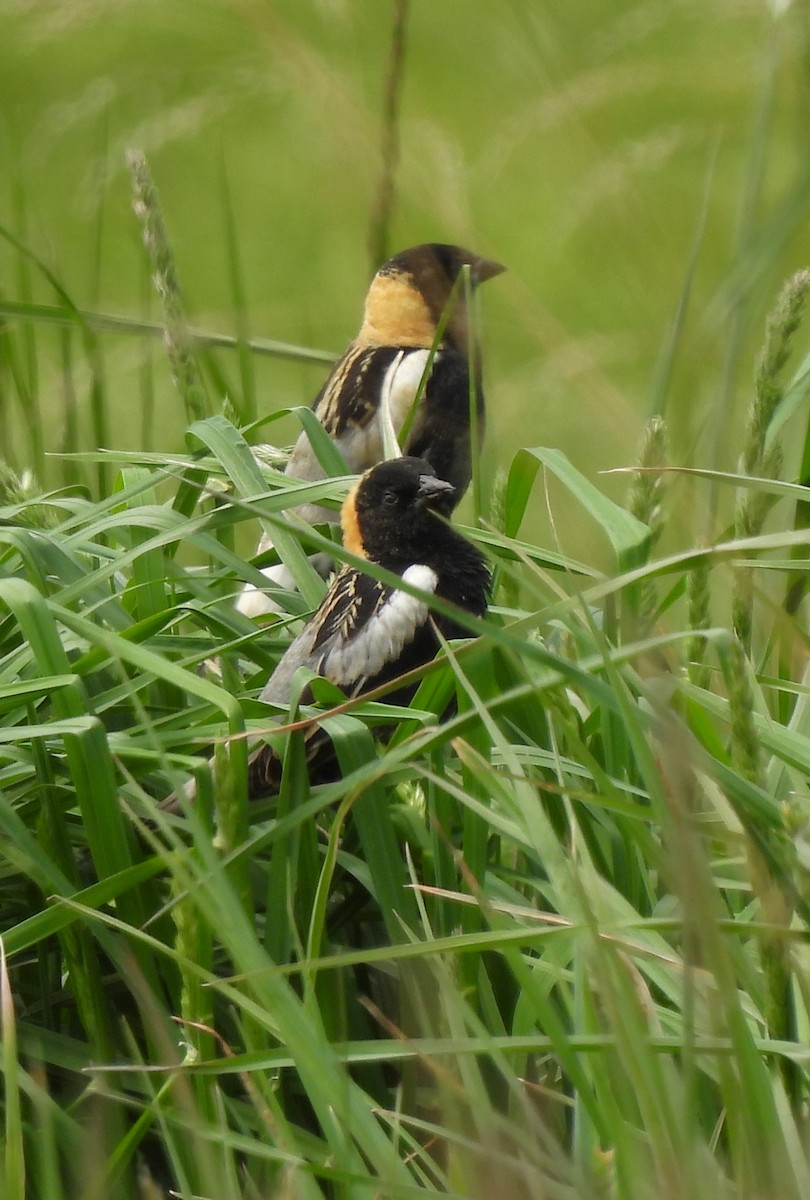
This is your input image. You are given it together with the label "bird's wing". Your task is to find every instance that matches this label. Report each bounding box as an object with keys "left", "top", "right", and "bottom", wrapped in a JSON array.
[
  {"left": 259, "top": 562, "right": 439, "bottom": 705},
  {"left": 288, "top": 344, "right": 433, "bottom": 475},
  {"left": 314, "top": 344, "right": 403, "bottom": 438}
]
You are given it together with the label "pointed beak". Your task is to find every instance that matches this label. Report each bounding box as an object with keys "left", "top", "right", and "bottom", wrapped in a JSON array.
[
  {"left": 471, "top": 255, "right": 506, "bottom": 285},
  {"left": 417, "top": 473, "right": 456, "bottom": 505}
]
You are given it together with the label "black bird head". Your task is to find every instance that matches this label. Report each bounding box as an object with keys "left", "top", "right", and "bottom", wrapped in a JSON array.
[
  {"left": 360, "top": 242, "right": 505, "bottom": 353},
  {"left": 342, "top": 456, "right": 457, "bottom": 562}
]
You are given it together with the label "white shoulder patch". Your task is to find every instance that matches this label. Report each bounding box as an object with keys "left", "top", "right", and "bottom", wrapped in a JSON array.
[
  {"left": 400, "top": 563, "right": 439, "bottom": 592},
  {"left": 323, "top": 563, "right": 439, "bottom": 686},
  {"left": 383, "top": 348, "right": 432, "bottom": 431}
]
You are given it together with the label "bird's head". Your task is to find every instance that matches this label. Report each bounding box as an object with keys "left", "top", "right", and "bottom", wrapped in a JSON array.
[
  {"left": 341, "top": 456, "right": 456, "bottom": 560},
  {"left": 359, "top": 242, "right": 505, "bottom": 352}
]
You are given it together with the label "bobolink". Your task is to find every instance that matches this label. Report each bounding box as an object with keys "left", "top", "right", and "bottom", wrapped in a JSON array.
[
  {"left": 238, "top": 242, "right": 504, "bottom": 617},
  {"left": 247, "top": 456, "right": 491, "bottom": 797}
]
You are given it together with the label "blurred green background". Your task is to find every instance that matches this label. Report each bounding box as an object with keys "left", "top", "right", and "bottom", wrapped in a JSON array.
[{"left": 2, "top": 0, "right": 810, "bottom": 561}]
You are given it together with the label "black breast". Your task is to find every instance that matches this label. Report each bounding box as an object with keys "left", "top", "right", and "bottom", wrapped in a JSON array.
[{"left": 405, "top": 350, "right": 484, "bottom": 497}]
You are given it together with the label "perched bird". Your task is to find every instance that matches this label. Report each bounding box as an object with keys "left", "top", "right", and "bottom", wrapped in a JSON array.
[
  {"left": 237, "top": 242, "right": 504, "bottom": 617},
  {"left": 247, "top": 456, "right": 491, "bottom": 797}
]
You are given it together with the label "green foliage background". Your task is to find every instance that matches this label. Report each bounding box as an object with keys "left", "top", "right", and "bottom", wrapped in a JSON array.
[{"left": 4, "top": 1, "right": 810, "bottom": 550}]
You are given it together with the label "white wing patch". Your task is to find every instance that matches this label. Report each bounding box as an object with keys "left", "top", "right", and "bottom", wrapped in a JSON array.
[
  {"left": 322, "top": 563, "right": 438, "bottom": 686},
  {"left": 383, "top": 348, "right": 432, "bottom": 434}
]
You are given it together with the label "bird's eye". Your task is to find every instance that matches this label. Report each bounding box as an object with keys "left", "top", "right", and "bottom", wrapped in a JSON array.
[{"left": 382, "top": 490, "right": 399, "bottom": 507}]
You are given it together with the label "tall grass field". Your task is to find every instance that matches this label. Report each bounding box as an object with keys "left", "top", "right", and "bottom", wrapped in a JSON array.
[{"left": 3, "top": 3, "right": 810, "bottom": 1198}]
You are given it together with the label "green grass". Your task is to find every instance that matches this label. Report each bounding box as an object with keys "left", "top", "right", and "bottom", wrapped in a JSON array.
[
  {"left": 2, "top": 291, "right": 810, "bottom": 1195},
  {"left": 4, "top": 3, "right": 810, "bottom": 1197}
]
